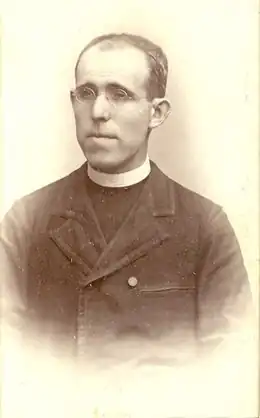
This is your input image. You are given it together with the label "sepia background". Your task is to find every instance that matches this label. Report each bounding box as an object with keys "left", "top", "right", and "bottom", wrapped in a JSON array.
[{"left": 2, "top": 0, "right": 259, "bottom": 416}]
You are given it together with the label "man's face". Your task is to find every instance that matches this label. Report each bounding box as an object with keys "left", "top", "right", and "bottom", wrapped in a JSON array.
[{"left": 71, "top": 44, "right": 154, "bottom": 173}]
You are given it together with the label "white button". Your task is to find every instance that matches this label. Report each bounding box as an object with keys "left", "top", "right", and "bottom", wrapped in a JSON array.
[{"left": 128, "top": 276, "right": 138, "bottom": 287}]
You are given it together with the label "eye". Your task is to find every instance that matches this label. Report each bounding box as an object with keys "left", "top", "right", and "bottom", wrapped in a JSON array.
[
  {"left": 76, "top": 86, "right": 96, "bottom": 101},
  {"left": 109, "top": 87, "right": 132, "bottom": 101}
]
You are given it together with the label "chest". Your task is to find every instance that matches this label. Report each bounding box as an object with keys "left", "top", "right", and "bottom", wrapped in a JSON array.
[{"left": 25, "top": 219, "right": 200, "bottom": 349}]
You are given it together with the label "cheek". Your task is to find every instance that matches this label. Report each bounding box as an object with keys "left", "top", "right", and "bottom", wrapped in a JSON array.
[
  {"left": 116, "top": 105, "right": 150, "bottom": 134},
  {"left": 73, "top": 106, "right": 91, "bottom": 129}
]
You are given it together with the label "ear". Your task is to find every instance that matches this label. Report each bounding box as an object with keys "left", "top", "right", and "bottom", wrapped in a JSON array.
[
  {"left": 148, "top": 98, "right": 171, "bottom": 129},
  {"left": 70, "top": 90, "right": 77, "bottom": 116},
  {"left": 70, "top": 90, "right": 75, "bottom": 105}
]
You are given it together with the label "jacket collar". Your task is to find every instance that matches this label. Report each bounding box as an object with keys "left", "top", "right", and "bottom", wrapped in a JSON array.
[{"left": 148, "top": 161, "right": 175, "bottom": 217}]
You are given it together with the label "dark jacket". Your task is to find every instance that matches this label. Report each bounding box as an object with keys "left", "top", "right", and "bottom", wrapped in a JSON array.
[{"left": 1, "top": 161, "right": 251, "bottom": 363}]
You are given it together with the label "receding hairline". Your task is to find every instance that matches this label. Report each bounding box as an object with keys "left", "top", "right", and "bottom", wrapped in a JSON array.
[{"left": 75, "top": 39, "right": 151, "bottom": 79}]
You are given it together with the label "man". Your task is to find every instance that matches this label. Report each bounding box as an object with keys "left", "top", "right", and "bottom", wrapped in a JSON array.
[{"left": 1, "top": 33, "right": 251, "bottom": 365}]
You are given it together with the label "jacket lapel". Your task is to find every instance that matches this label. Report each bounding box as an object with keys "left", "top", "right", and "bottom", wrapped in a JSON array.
[
  {"left": 82, "top": 162, "right": 176, "bottom": 285},
  {"left": 48, "top": 164, "right": 107, "bottom": 274},
  {"left": 48, "top": 162, "right": 176, "bottom": 285},
  {"left": 49, "top": 210, "right": 106, "bottom": 275}
]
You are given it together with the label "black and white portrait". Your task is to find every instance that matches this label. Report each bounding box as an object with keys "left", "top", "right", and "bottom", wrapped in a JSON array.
[{"left": 1, "top": 1, "right": 258, "bottom": 417}]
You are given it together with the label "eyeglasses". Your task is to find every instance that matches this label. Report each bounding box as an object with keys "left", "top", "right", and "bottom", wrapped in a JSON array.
[{"left": 71, "top": 84, "right": 137, "bottom": 104}]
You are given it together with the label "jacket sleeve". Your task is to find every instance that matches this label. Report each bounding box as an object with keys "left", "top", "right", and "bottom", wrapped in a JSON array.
[
  {"left": 1, "top": 201, "right": 29, "bottom": 331},
  {"left": 196, "top": 206, "right": 253, "bottom": 353}
]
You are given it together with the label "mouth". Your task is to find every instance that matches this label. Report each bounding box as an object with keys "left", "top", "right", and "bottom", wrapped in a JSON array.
[{"left": 88, "top": 133, "right": 117, "bottom": 139}]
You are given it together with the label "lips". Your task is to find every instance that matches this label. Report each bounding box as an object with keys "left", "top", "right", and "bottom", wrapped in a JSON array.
[{"left": 88, "top": 133, "right": 116, "bottom": 139}]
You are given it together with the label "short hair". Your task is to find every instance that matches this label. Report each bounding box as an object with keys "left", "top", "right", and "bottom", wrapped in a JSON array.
[{"left": 75, "top": 33, "right": 168, "bottom": 99}]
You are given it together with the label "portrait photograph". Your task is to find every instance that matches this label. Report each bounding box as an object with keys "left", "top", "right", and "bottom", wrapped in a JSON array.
[{"left": 1, "top": 0, "right": 259, "bottom": 417}]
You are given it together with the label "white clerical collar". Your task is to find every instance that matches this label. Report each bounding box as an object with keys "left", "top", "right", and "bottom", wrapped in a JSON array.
[{"left": 87, "top": 156, "right": 151, "bottom": 188}]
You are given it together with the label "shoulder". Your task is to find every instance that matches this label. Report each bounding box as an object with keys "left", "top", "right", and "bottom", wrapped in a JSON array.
[
  {"left": 19, "top": 163, "right": 86, "bottom": 209},
  {"left": 151, "top": 161, "right": 222, "bottom": 216},
  {"left": 151, "top": 161, "right": 233, "bottom": 238},
  {"left": 173, "top": 179, "right": 223, "bottom": 225},
  {"left": 1, "top": 164, "right": 87, "bottom": 234}
]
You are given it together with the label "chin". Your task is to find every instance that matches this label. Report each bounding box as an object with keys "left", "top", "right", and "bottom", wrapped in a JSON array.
[
  {"left": 84, "top": 147, "right": 143, "bottom": 174},
  {"left": 87, "top": 156, "right": 123, "bottom": 174}
]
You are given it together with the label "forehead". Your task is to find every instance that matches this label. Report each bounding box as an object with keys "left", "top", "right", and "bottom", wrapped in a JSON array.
[{"left": 76, "top": 44, "right": 150, "bottom": 94}]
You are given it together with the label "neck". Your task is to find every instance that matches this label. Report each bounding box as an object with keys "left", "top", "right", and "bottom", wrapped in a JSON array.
[{"left": 87, "top": 156, "right": 151, "bottom": 188}]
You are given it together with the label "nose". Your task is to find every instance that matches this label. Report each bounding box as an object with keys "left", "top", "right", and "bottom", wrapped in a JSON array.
[{"left": 91, "top": 94, "right": 111, "bottom": 121}]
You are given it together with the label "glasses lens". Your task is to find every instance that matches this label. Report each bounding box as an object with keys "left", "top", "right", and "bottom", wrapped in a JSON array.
[
  {"left": 107, "top": 86, "right": 132, "bottom": 102},
  {"left": 76, "top": 86, "right": 96, "bottom": 102}
]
